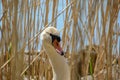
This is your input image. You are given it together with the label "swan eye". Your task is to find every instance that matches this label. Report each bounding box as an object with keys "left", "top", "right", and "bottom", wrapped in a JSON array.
[
  {"left": 56, "top": 42, "right": 59, "bottom": 46},
  {"left": 49, "top": 33, "right": 61, "bottom": 43}
]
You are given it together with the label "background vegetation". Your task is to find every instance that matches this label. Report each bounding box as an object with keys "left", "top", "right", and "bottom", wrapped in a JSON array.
[{"left": 0, "top": 0, "right": 120, "bottom": 80}]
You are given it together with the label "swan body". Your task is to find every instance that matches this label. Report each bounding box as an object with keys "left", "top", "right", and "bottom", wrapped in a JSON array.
[{"left": 40, "top": 27, "right": 70, "bottom": 80}]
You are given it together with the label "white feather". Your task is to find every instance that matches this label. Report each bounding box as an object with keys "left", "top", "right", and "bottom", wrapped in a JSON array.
[{"left": 40, "top": 26, "right": 70, "bottom": 80}]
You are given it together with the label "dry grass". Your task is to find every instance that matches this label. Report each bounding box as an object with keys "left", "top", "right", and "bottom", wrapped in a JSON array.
[{"left": 0, "top": 0, "right": 120, "bottom": 80}]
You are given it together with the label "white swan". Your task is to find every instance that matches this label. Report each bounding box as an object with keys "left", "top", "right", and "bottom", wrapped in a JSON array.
[{"left": 40, "top": 27, "right": 70, "bottom": 80}]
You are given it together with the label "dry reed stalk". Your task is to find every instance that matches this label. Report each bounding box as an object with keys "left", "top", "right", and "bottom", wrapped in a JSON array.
[
  {"left": 106, "top": 0, "right": 119, "bottom": 79},
  {"left": 45, "top": 0, "right": 49, "bottom": 26},
  {"left": 51, "top": 0, "right": 58, "bottom": 27}
]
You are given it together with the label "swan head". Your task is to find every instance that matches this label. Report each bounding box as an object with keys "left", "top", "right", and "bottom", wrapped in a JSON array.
[{"left": 40, "top": 27, "right": 64, "bottom": 55}]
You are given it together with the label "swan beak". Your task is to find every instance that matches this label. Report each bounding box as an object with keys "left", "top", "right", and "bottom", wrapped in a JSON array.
[{"left": 53, "top": 39, "right": 64, "bottom": 56}]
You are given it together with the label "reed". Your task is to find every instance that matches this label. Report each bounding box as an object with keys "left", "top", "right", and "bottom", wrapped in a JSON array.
[{"left": 0, "top": 0, "right": 120, "bottom": 80}]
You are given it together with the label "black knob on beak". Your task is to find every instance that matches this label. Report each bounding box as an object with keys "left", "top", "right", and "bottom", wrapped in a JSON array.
[{"left": 61, "top": 51, "right": 65, "bottom": 56}]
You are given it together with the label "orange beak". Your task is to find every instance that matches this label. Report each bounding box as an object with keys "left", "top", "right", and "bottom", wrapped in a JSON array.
[{"left": 53, "top": 39, "right": 64, "bottom": 55}]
